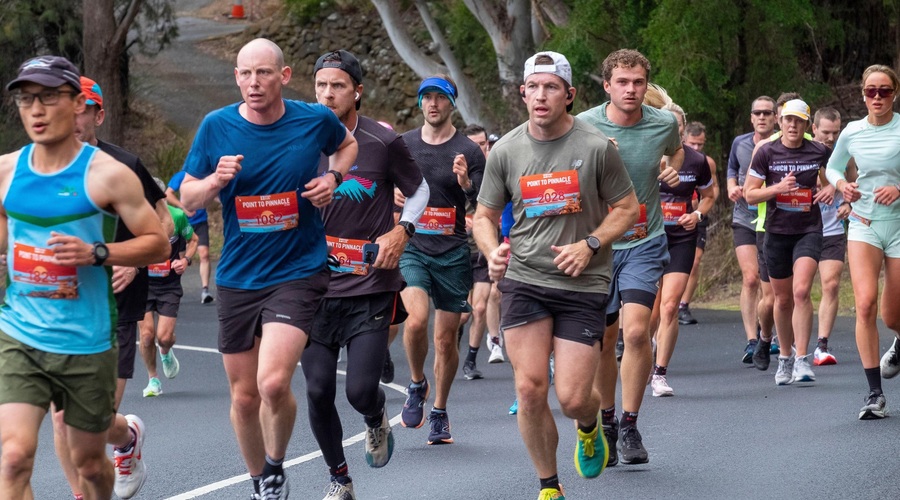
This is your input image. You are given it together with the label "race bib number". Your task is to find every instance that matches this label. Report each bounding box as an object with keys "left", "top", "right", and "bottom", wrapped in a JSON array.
[
  {"left": 235, "top": 191, "right": 299, "bottom": 233},
  {"left": 662, "top": 202, "right": 687, "bottom": 226},
  {"left": 326, "top": 235, "right": 369, "bottom": 275},
  {"left": 519, "top": 170, "right": 582, "bottom": 218},
  {"left": 617, "top": 204, "right": 648, "bottom": 242},
  {"left": 11, "top": 243, "right": 78, "bottom": 299},
  {"left": 148, "top": 260, "right": 171, "bottom": 278},
  {"left": 776, "top": 188, "right": 812, "bottom": 212},
  {"left": 416, "top": 207, "right": 456, "bottom": 235}
]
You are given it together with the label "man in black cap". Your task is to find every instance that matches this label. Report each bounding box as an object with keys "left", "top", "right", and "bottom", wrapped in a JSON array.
[{"left": 301, "top": 48, "right": 429, "bottom": 499}]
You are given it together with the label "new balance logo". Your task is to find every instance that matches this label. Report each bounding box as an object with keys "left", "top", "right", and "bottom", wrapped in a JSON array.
[{"left": 275, "top": 314, "right": 292, "bottom": 320}]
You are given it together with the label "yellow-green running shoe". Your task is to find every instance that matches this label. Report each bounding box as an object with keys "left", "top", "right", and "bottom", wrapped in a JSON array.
[
  {"left": 574, "top": 422, "right": 608, "bottom": 478},
  {"left": 538, "top": 485, "right": 566, "bottom": 499}
]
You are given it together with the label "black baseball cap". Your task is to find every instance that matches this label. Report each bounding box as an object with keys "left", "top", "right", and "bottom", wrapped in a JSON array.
[
  {"left": 314, "top": 50, "right": 363, "bottom": 110},
  {"left": 7, "top": 55, "right": 81, "bottom": 91}
]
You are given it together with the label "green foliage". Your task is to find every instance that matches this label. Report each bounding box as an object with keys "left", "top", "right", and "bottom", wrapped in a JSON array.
[
  {"left": 438, "top": 2, "right": 500, "bottom": 116},
  {"left": 285, "top": 0, "right": 335, "bottom": 23}
]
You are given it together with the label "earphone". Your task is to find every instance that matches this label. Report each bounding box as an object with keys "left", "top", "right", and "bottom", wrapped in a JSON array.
[
  {"left": 520, "top": 90, "right": 526, "bottom": 98},
  {"left": 566, "top": 91, "right": 573, "bottom": 100},
  {"left": 355, "top": 92, "right": 360, "bottom": 100}
]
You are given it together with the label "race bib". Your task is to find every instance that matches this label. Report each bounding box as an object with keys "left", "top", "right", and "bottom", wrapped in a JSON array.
[
  {"left": 662, "top": 202, "right": 687, "bottom": 226},
  {"left": 416, "top": 207, "right": 456, "bottom": 235},
  {"left": 326, "top": 235, "right": 369, "bottom": 275},
  {"left": 235, "top": 191, "right": 299, "bottom": 233},
  {"left": 617, "top": 204, "right": 648, "bottom": 242},
  {"left": 148, "top": 260, "right": 171, "bottom": 278},
  {"left": 11, "top": 243, "right": 78, "bottom": 299},
  {"left": 776, "top": 188, "right": 812, "bottom": 212},
  {"left": 519, "top": 170, "right": 582, "bottom": 218}
]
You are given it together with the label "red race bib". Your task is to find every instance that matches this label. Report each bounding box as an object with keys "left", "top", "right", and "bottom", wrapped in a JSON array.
[
  {"left": 416, "top": 207, "right": 456, "bottom": 236},
  {"left": 235, "top": 191, "right": 300, "bottom": 232},
  {"left": 11, "top": 243, "right": 78, "bottom": 299},
  {"left": 662, "top": 202, "right": 687, "bottom": 226},
  {"left": 326, "top": 236, "right": 369, "bottom": 275},
  {"left": 776, "top": 188, "right": 812, "bottom": 212},
  {"left": 519, "top": 170, "right": 582, "bottom": 218}
]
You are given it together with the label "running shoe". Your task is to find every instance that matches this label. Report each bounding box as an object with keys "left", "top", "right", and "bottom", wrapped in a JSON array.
[
  {"left": 752, "top": 337, "right": 772, "bottom": 371},
  {"left": 859, "top": 391, "right": 887, "bottom": 420},
  {"left": 650, "top": 374, "right": 674, "bottom": 397},
  {"left": 813, "top": 345, "right": 837, "bottom": 366},
  {"left": 201, "top": 290, "right": 214, "bottom": 304},
  {"left": 602, "top": 417, "right": 619, "bottom": 467},
  {"left": 617, "top": 425, "right": 649, "bottom": 464},
  {"left": 114, "top": 415, "right": 147, "bottom": 499},
  {"left": 463, "top": 360, "right": 483, "bottom": 380},
  {"left": 323, "top": 478, "right": 355, "bottom": 500},
  {"left": 792, "top": 354, "right": 815, "bottom": 382},
  {"left": 509, "top": 399, "right": 518, "bottom": 415},
  {"left": 365, "top": 409, "right": 394, "bottom": 468},
  {"left": 487, "top": 336, "right": 505, "bottom": 363},
  {"left": 677, "top": 305, "right": 698, "bottom": 325},
  {"left": 161, "top": 350, "right": 180, "bottom": 379},
  {"left": 775, "top": 357, "right": 794, "bottom": 386},
  {"left": 427, "top": 410, "right": 453, "bottom": 445},
  {"left": 380, "top": 350, "right": 394, "bottom": 384},
  {"left": 401, "top": 378, "right": 429, "bottom": 428},
  {"left": 251, "top": 494, "right": 262, "bottom": 500},
  {"left": 142, "top": 377, "right": 162, "bottom": 397},
  {"left": 742, "top": 339, "right": 757, "bottom": 364},
  {"left": 880, "top": 337, "right": 900, "bottom": 379},
  {"left": 260, "top": 473, "right": 289, "bottom": 500},
  {"left": 538, "top": 486, "right": 566, "bottom": 500},
  {"left": 574, "top": 421, "right": 608, "bottom": 478},
  {"left": 771, "top": 335, "right": 781, "bottom": 354}
]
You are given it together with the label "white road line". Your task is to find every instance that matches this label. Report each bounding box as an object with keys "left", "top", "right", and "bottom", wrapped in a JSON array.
[{"left": 163, "top": 343, "right": 407, "bottom": 499}]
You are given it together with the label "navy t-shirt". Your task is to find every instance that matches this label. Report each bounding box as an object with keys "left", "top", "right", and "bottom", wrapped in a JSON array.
[{"left": 660, "top": 145, "right": 713, "bottom": 243}]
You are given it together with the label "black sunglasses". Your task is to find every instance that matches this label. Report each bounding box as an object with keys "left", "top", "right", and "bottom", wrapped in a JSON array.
[
  {"left": 863, "top": 87, "right": 894, "bottom": 99},
  {"left": 751, "top": 110, "right": 774, "bottom": 116}
]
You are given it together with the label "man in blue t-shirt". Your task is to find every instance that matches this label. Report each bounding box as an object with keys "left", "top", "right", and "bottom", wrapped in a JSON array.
[
  {"left": 166, "top": 170, "right": 215, "bottom": 304},
  {"left": 179, "top": 38, "right": 358, "bottom": 500}
]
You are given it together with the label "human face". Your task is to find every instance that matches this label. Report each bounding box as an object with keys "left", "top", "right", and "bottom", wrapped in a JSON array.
[
  {"left": 603, "top": 65, "right": 648, "bottom": 115},
  {"left": 780, "top": 115, "right": 808, "bottom": 147},
  {"left": 315, "top": 67, "right": 359, "bottom": 125},
  {"left": 420, "top": 92, "right": 454, "bottom": 128},
  {"left": 684, "top": 131, "right": 706, "bottom": 151},
  {"left": 466, "top": 131, "right": 488, "bottom": 158},
  {"left": 16, "top": 82, "right": 84, "bottom": 145},
  {"left": 74, "top": 105, "right": 104, "bottom": 144},
  {"left": 750, "top": 99, "right": 776, "bottom": 136},
  {"left": 812, "top": 118, "right": 840, "bottom": 148},
  {"left": 863, "top": 71, "right": 895, "bottom": 123},
  {"left": 235, "top": 45, "right": 289, "bottom": 115},
  {"left": 522, "top": 73, "right": 571, "bottom": 131}
]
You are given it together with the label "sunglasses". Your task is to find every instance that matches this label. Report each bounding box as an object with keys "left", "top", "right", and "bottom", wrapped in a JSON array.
[
  {"left": 863, "top": 87, "right": 895, "bottom": 98},
  {"left": 751, "top": 110, "right": 774, "bottom": 116}
]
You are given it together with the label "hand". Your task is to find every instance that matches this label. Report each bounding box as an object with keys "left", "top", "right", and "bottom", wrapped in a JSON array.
[
  {"left": 836, "top": 203, "right": 851, "bottom": 220},
  {"left": 394, "top": 187, "right": 407, "bottom": 208},
  {"left": 301, "top": 174, "right": 337, "bottom": 208},
  {"left": 487, "top": 242, "right": 511, "bottom": 282},
  {"left": 452, "top": 154, "right": 470, "bottom": 189},
  {"left": 47, "top": 232, "right": 93, "bottom": 267},
  {"left": 111, "top": 266, "right": 138, "bottom": 294},
  {"left": 372, "top": 226, "right": 408, "bottom": 270},
  {"left": 727, "top": 185, "right": 744, "bottom": 202},
  {"left": 550, "top": 241, "right": 592, "bottom": 277},
  {"left": 874, "top": 184, "right": 900, "bottom": 206},
  {"left": 609, "top": 137, "right": 619, "bottom": 149},
  {"left": 658, "top": 167, "right": 680, "bottom": 188},
  {"left": 677, "top": 212, "right": 699, "bottom": 231},
  {"left": 172, "top": 258, "right": 188, "bottom": 275},
  {"left": 814, "top": 183, "right": 835, "bottom": 205},
  {"left": 777, "top": 171, "right": 798, "bottom": 194},
  {"left": 839, "top": 180, "right": 862, "bottom": 203},
  {"left": 465, "top": 216, "right": 473, "bottom": 234},
  {"left": 213, "top": 154, "right": 243, "bottom": 188},
  {"left": 183, "top": 208, "right": 197, "bottom": 218}
]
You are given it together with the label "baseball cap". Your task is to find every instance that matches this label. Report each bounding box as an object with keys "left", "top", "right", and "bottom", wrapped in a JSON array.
[
  {"left": 523, "top": 51, "right": 572, "bottom": 87},
  {"left": 781, "top": 99, "right": 810, "bottom": 121},
  {"left": 80, "top": 76, "right": 103, "bottom": 109},
  {"left": 314, "top": 50, "right": 363, "bottom": 109},
  {"left": 6, "top": 55, "right": 81, "bottom": 91}
]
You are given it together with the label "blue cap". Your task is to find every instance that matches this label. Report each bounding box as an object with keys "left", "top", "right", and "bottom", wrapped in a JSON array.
[{"left": 417, "top": 77, "right": 457, "bottom": 108}]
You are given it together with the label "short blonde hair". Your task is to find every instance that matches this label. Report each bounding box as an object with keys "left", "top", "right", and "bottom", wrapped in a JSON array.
[
  {"left": 862, "top": 64, "right": 900, "bottom": 93},
  {"left": 643, "top": 83, "right": 672, "bottom": 109}
]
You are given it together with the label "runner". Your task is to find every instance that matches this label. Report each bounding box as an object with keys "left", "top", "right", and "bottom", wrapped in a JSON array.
[
  {"left": 474, "top": 50, "right": 639, "bottom": 500},
  {"left": 397, "top": 73, "right": 485, "bottom": 445},
  {"left": 302, "top": 49, "right": 427, "bottom": 499},
  {"left": 825, "top": 64, "right": 900, "bottom": 419},
  {"left": 166, "top": 171, "right": 216, "bottom": 303},
  {"left": 179, "top": 38, "right": 358, "bottom": 499},
  {"left": 0, "top": 55, "right": 168, "bottom": 499},
  {"left": 578, "top": 48, "right": 683, "bottom": 466}
]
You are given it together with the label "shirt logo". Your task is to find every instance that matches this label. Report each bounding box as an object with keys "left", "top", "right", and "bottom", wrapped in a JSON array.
[
  {"left": 57, "top": 186, "right": 77, "bottom": 197},
  {"left": 334, "top": 174, "right": 377, "bottom": 203},
  {"left": 275, "top": 314, "right": 292, "bottom": 320}
]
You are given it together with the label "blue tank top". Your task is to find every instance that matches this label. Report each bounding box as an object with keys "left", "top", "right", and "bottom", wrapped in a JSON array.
[{"left": 0, "top": 143, "right": 118, "bottom": 354}]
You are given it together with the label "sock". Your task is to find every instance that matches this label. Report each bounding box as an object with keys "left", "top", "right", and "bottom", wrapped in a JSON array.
[
  {"left": 621, "top": 411, "right": 638, "bottom": 428},
  {"left": 865, "top": 367, "right": 883, "bottom": 394},
  {"left": 203, "top": 286, "right": 209, "bottom": 292},
  {"left": 654, "top": 364, "right": 667, "bottom": 376},
  {"left": 251, "top": 475, "right": 262, "bottom": 494},
  {"left": 262, "top": 455, "right": 284, "bottom": 478},
  {"left": 334, "top": 474, "right": 352, "bottom": 485},
  {"left": 466, "top": 346, "right": 479, "bottom": 363},
  {"left": 74, "top": 495, "right": 84, "bottom": 500},
  {"left": 817, "top": 337, "right": 828, "bottom": 349},
  {"left": 115, "top": 426, "right": 137, "bottom": 453},
  {"left": 330, "top": 461, "right": 349, "bottom": 478},
  {"left": 409, "top": 378, "right": 425, "bottom": 388},
  {"left": 539, "top": 474, "right": 561, "bottom": 491},
  {"left": 432, "top": 406, "right": 446, "bottom": 414},
  {"left": 577, "top": 418, "right": 598, "bottom": 434},
  {"left": 679, "top": 302, "right": 688, "bottom": 309},
  {"left": 601, "top": 406, "right": 616, "bottom": 426},
  {"left": 364, "top": 407, "right": 384, "bottom": 428}
]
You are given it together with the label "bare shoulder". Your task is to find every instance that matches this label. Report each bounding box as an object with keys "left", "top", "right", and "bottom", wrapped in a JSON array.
[
  {"left": 87, "top": 150, "right": 142, "bottom": 209},
  {"left": 0, "top": 150, "right": 23, "bottom": 203}
]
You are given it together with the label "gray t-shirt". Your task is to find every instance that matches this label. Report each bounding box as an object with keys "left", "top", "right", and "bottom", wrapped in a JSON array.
[
  {"left": 577, "top": 103, "right": 681, "bottom": 250},
  {"left": 478, "top": 118, "right": 634, "bottom": 293}
]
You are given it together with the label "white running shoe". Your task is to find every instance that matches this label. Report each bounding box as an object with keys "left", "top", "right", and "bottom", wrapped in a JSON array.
[
  {"left": 792, "top": 354, "right": 815, "bottom": 382},
  {"left": 364, "top": 408, "right": 394, "bottom": 468},
  {"left": 881, "top": 337, "right": 900, "bottom": 379},
  {"left": 650, "top": 374, "right": 674, "bottom": 397},
  {"left": 775, "top": 357, "right": 795, "bottom": 386},
  {"left": 142, "top": 377, "right": 162, "bottom": 397},
  {"left": 114, "top": 415, "right": 147, "bottom": 499},
  {"left": 813, "top": 345, "right": 837, "bottom": 366},
  {"left": 487, "top": 336, "right": 505, "bottom": 363},
  {"left": 161, "top": 350, "right": 180, "bottom": 379},
  {"left": 323, "top": 478, "right": 355, "bottom": 500}
]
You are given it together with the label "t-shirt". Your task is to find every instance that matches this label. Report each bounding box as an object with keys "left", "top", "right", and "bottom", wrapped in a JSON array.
[
  {"left": 183, "top": 100, "right": 347, "bottom": 289},
  {"left": 826, "top": 113, "right": 900, "bottom": 221},
  {"left": 148, "top": 206, "right": 194, "bottom": 287},
  {"left": 820, "top": 192, "right": 846, "bottom": 237},
  {"left": 97, "top": 140, "right": 166, "bottom": 323},
  {"left": 577, "top": 103, "right": 682, "bottom": 250},
  {"left": 401, "top": 129, "right": 485, "bottom": 256},
  {"left": 168, "top": 170, "right": 209, "bottom": 225},
  {"left": 726, "top": 132, "right": 760, "bottom": 229},
  {"left": 749, "top": 138, "right": 830, "bottom": 235},
  {"left": 478, "top": 118, "right": 634, "bottom": 293},
  {"left": 660, "top": 145, "right": 713, "bottom": 243},
  {"left": 318, "top": 115, "right": 423, "bottom": 298}
]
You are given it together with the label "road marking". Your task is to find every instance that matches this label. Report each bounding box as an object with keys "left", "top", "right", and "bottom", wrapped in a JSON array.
[{"left": 162, "top": 343, "right": 406, "bottom": 499}]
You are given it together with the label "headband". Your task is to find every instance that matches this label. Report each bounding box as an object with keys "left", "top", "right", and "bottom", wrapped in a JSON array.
[{"left": 417, "top": 77, "right": 457, "bottom": 108}]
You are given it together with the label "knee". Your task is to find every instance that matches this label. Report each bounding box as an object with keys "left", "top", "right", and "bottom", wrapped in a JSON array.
[
  {"left": 473, "top": 301, "right": 488, "bottom": 321},
  {"left": 433, "top": 332, "right": 457, "bottom": 356},
  {"left": 231, "top": 388, "right": 262, "bottom": 418},
  {"left": 742, "top": 272, "right": 760, "bottom": 290},
  {"left": 855, "top": 297, "right": 878, "bottom": 322},
  {"left": 138, "top": 326, "right": 155, "bottom": 347},
  {"left": 557, "top": 390, "right": 592, "bottom": 420},
  {"left": 404, "top": 316, "right": 428, "bottom": 336},
  {"left": 258, "top": 373, "right": 292, "bottom": 405},
  {"left": 883, "top": 312, "right": 900, "bottom": 333},
  {"left": 72, "top": 453, "right": 111, "bottom": 485},
  {"left": 157, "top": 330, "right": 175, "bottom": 349},
  {"left": 516, "top": 376, "right": 549, "bottom": 409},
  {"left": 1, "top": 444, "right": 35, "bottom": 480},
  {"left": 660, "top": 299, "right": 679, "bottom": 321},
  {"left": 793, "top": 287, "right": 812, "bottom": 304},
  {"left": 622, "top": 327, "right": 649, "bottom": 348},
  {"left": 346, "top": 385, "right": 379, "bottom": 415}
]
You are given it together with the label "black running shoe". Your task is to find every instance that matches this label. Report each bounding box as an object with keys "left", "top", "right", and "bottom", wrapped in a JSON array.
[
  {"left": 677, "top": 306, "right": 698, "bottom": 325},
  {"left": 463, "top": 360, "right": 483, "bottom": 380},
  {"left": 742, "top": 340, "right": 757, "bottom": 364},
  {"left": 602, "top": 417, "right": 619, "bottom": 467},
  {"left": 617, "top": 425, "right": 649, "bottom": 464},
  {"left": 752, "top": 338, "right": 771, "bottom": 371},
  {"left": 859, "top": 391, "right": 887, "bottom": 420}
]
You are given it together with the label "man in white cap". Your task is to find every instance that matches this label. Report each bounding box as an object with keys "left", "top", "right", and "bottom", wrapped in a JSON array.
[{"left": 474, "top": 50, "right": 638, "bottom": 500}]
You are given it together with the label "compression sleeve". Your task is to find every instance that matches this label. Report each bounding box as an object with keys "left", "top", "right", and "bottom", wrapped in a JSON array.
[{"left": 399, "top": 178, "right": 430, "bottom": 224}]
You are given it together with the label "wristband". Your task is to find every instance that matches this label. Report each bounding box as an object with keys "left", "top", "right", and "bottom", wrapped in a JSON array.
[{"left": 326, "top": 170, "right": 343, "bottom": 187}]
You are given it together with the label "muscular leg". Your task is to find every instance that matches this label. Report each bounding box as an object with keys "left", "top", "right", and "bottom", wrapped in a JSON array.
[
  {"left": 758, "top": 281, "right": 776, "bottom": 340},
  {"left": 400, "top": 287, "right": 430, "bottom": 383},
  {"left": 769, "top": 276, "right": 795, "bottom": 354},
  {"left": 1, "top": 404, "right": 45, "bottom": 499},
  {"left": 848, "top": 242, "right": 885, "bottom": 368},
  {"left": 198, "top": 245, "right": 211, "bottom": 289},
  {"left": 257, "top": 322, "right": 307, "bottom": 461},
  {"left": 594, "top": 318, "right": 619, "bottom": 410},
  {"left": 680, "top": 247, "right": 704, "bottom": 306},
  {"left": 882, "top": 257, "right": 900, "bottom": 336},
  {"left": 791, "top": 258, "right": 818, "bottom": 357},
  {"left": 468, "top": 282, "right": 491, "bottom": 349},
  {"left": 736, "top": 245, "right": 761, "bottom": 341},
  {"left": 222, "top": 342, "right": 265, "bottom": 475},
  {"left": 156, "top": 315, "right": 177, "bottom": 355},
  {"left": 486, "top": 282, "right": 501, "bottom": 339},
  {"left": 51, "top": 405, "right": 81, "bottom": 498},
  {"left": 138, "top": 312, "right": 158, "bottom": 379},
  {"left": 433, "top": 310, "right": 462, "bottom": 409},
  {"left": 301, "top": 342, "right": 343, "bottom": 468},
  {"left": 817, "top": 260, "right": 843, "bottom": 339},
  {"left": 619, "top": 303, "right": 653, "bottom": 413},
  {"left": 345, "top": 330, "right": 389, "bottom": 417},
  {"left": 66, "top": 424, "right": 114, "bottom": 500},
  {"left": 656, "top": 273, "right": 691, "bottom": 368}
]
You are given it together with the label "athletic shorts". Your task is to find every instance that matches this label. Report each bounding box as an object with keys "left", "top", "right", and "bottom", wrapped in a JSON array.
[
  {"left": 400, "top": 244, "right": 472, "bottom": 313},
  {"left": 0, "top": 330, "right": 116, "bottom": 433},
  {"left": 696, "top": 224, "right": 708, "bottom": 251},
  {"left": 607, "top": 234, "right": 669, "bottom": 314},
  {"left": 732, "top": 223, "right": 756, "bottom": 248},
  {"left": 310, "top": 292, "right": 399, "bottom": 348},
  {"left": 848, "top": 217, "right": 900, "bottom": 258},
  {"left": 664, "top": 236, "right": 697, "bottom": 275},
  {"left": 116, "top": 321, "right": 137, "bottom": 380},
  {"left": 470, "top": 252, "right": 491, "bottom": 284},
  {"left": 217, "top": 270, "right": 330, "bottom": 354},
  {"left": 756, "top": 231, "right": 769, "bottom": 283},
  {"left": 498, "top": 279, "right": 607, "bottom": 347},
  {"left": 764, "top": 232, "right": 823, "bottom": 280},
  {"left": 146, "top": 283, "right": 184, "bottom": 318},
  {"left": 192, "top": 220, "right": 210, "bottom": 247},
  {"left": 821, "top": 234, "right": 847, "bottom": 262}
]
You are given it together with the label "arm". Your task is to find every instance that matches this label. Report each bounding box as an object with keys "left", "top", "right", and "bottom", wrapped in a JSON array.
[
  {"left": 825, "top": 134, "right": 861, "bottom": 203},
  {"left": 302, "top": 130, "right": 358, "bottom": 207},
  {"left": 744, "top": 172, "right": 797, "bottom": 206},
  {"left": 659, "top": 145, "right": 684, "bottom": 187},
  {"left": 473, "top": 203, "right": 507, "bottom": 282},
  {"left": 373, "top": 179, "right": 429, "bottom": 270},
  {"left": 172, "top": 233, "right": 199, "bottom": 276}
]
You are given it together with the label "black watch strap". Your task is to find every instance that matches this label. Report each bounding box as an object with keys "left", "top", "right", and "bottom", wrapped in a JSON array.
[
  {"left": 398, "top": 221, "right": 416, "bottom": 238},
  {"left": 326, "top": 170, "right": 343, "bottom": 187}
]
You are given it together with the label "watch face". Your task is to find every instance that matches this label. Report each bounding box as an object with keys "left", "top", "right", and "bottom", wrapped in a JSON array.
[{"left": 95, "top": 244, "right": 109, "bottom": 259}]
